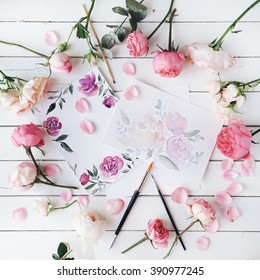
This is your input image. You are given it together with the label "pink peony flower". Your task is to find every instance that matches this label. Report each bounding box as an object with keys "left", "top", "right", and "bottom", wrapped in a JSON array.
[
  {"left": 43, "top": 116, "right": 62, "bottom": 136},
  {"left": 216, "top": 119, "right": 252, "bottom": 160},
  {"left": 126, "top": 31, "right": 148, "bottom": 57},
  {"left": 79, "top": 172, "right": 90, "bottom": 186},
  {"left": 152, "top": 51, "right": 185, "bottom": 78},
  {"left": 165, "top": 112, "right": 187, "bottom": 135},
  {"left": 0, "top": 90, "right": 25, "bottom": 113},
  {"left": 79, "top": 72, "right": 98, "bottom": 96},
  {"left": 100, "top": 156, "right": 124, "bottom": 178},
  {"left": 146, "top": 219, "right": 169, "bottom": 248},
  {"left": 11, "top": 123, "right": 44, "bottom": 147},
  {"left": 49, "top": 52, "right": 72, "bottom": 73},
  {"left": 102, "top": 96, "right": 118, "bottom": 108}
]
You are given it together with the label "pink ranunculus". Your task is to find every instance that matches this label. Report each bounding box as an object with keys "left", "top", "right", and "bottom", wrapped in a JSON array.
[
  {"left": 126, "top": 31, "right": 148, "bottom": 57},
  {"left": 185, "top": 43, "right": 234, "bottom": 73},
  {"left": 100, "top": 156, "right": 124, "bottom": 178},
  {"left": 9, "top": 162, "right": 37, "bottom": 191},
  {"left": 11, "top": 123, "right": 44, "bottom": 147},
  {"left": 152, "top": 51, "right": 185, "bottom": 78},
  {"left": 165, "top": 112, "right": 187, "bottom": 135},
  {"left": 166, "top": 136, "right": 192, "bottom": 165},
  {"left": 216, "top": 118, "right": 252, "bottom": 160},
  {"left": 0, "top": 89, "right": 25, "bottom": 113},
  {"left": 43, "top": 116, "right": 62, "bottom": 136},
  {"left": 187, "top": 199, "right": 216, "bottom": 226},
  {"left": 79, "top": 72, "right": 98, "bottom": 96},
  {"left": 49, "top": 52, "right": 72, "bottom": 73},
  {"left": 146, "top": 219, "right": 169, "bottom": 248},
  {"left": 79, "top": 172, "right": 90, "bottom": 186}
]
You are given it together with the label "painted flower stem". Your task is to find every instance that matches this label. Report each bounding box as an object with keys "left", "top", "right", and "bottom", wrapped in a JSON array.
[
  {"left": 211, "top": 0, "right": 260, "bottom": 51},
  {"left": 35, "top": 178, "right": 78, "bottom": 190},
  {"left": 121, "top": 235, "right": 148, "bottom": 254},
  {"left": 164, "top": 219, "right": 199, "bottom": 259}
]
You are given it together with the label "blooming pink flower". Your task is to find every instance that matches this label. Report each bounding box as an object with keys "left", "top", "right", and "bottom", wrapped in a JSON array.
[
  {"left": 79, "top": 72, "right": 98, "bottom": 96},
  {"left": 216, "top": 119, "right": 252, "bottom": 160},
  {"left": 79, "top": 172, "right": 90, "bottom": 186},
  {"left": 146, "top": 219, "right": 169, "bottom": 248},
  {"left": 100, "top": 156, "right": 124, "bottom": 178},
  {"left": 43, "top": 116, "right": 62, "bottom": 136},
  {"left": 152, "top": 51, "right": 185, "bottom": 78},
  {"left": 126, "top": 31, "right": 148, "bottom": 57},
  {"left": 102, "top": 96, "right": 118, "bottom": 108},
  {"left": 0, "top": 89, "right": 25, "bottom": 113},
  {"left": 11, "top": 123, "right": 44, "bottom": 147},
  {"left": 49, "top": 52, "right": 72, "bottom": 73},
  {"left": 165, "top": 112, "right": 187, "bottom": 135}
]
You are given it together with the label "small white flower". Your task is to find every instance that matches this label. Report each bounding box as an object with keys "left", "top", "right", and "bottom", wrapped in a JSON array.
[
  {"left": 206, "top": 80, "right": 221, "bottom": 95},
  {"left": 34, "top": 198, "right": 53, "bottom": 216},
  {"left": 222, "top": 84, "right": 239, "bottom": 103}
]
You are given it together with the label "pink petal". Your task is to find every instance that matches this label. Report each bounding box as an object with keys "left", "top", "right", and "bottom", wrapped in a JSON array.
[
  {"left": 171, "top": 187, "right": 189, "bottom": 204},
  {"left": 241, "top": 155, "right": 255, "bottom": 177},
  {"left": 221, "top": 158, "right": 233, "bottom": 172},
  {"left": 105, "top": 199, "right": 125, "bottom": 215},
  {"left": 77, "top": 195, "right": 89, "bottom": 209},
  {"left": 75, "top": 98, "right": 89, "bottom": 113},
  {"left": 80, "top": 120, "right": 95, "bottom": 134},
  {"left": 215, "top": 191, "right": 232, "bottom": 206},
  {"left": 196, "top": 236, "right": 210, "bottom": 250},
  {"left": 224, "top": 206, "right": 241, "bottom": 222},
  {"left": 124, "top": 85, "right": 139, "bottom": 101},
  {"left": 43, "top": 164, "right": 61, "bottom": 177},
  {"left": 204, "top": 220, "right": 219, "bottom": 233},
  {"left": 60, "top": 189, "right": 73, "bottom": 202},
  {"left": 122, "top": 62, "right": 136, "bottom": 76},
  {"left": 225, "top": 182, "right": 243, "bottom": 196},
  {"left": 44, "top": 30, "right": 58, "bottom": 46},
  {"left": 12, "top": 208, "right": 27, "bottom": 222},
  {"left": 223, "top": 170, "right": 239, "bottom": 181}
]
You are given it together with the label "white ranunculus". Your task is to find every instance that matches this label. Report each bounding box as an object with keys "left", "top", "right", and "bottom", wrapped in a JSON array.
[
  {"left": 205, "top": 80, "right": 221, "bottom": 95},
  {"left": 34, "top": 198, "right": 53, "bottom": 216},
  {"left": 222, "top": 84, "right": 239, "bottom": 103}
]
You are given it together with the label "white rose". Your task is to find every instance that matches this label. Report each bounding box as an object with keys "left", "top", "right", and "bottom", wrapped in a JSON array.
[
  {"left": 205, "top": 80, "right": 221, "bottom": 95},
  {"left": 34, "top": 198, "right": 53, "bottom": 216},
  {"left": 222, "top": 84, "right": 239, "bottom": 103},
  {"left": 235, "top": 95, "right": 245, "bottom": 108}
]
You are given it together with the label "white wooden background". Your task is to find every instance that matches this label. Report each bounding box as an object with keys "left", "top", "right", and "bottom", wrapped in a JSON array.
[{"left": 0, "top": 0, "right": 260, "bottom": 260}]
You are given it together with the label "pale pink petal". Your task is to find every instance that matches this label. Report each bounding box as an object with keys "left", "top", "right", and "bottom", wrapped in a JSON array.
[
  {"left": 215, "top": 191, "right": 232, "bottom": 206},
  {"left": 105, "top": 199, "right": 125, "bottom": 215},
  {"left": 44, "top": 30, "right": 58, "bottom": 46},
  {"left": 224, "top": 206, "right": 241, "bottom": 222},
  {"left": 171, "top": 187, "right": 189, "bottom": 204},
  {"left": 241, "top": 155, "right": 255, "bottom": 177},
  {"left": 43, "top": 164, "right": 61, "bottom": 177},
  {"left": 122, "top": 62, "right": 136, "bottom": 76},
  {"left": 60, "top": 189, "right": 73, "bottom": 203},
  {"left": 225, "top": 182, "right": 243, "bottom": 196},
  {"left": 204, "top": 220, "right": 219, "bottom": 233},
  {"left": 12, "top": 207, "right": 27, "bottom": 222},
  {"left": 124, "top": 85, "right": 139, "bottom": 101},
  {"left": 223, "top": 170, "right": 239, "bottom": 181},
  {"left": 196, "top": 236, "right": 210, "bottom": 250},
  {"left": 75, "top": 98, "right": 89, "bottom": 113},
  {"left": 221, "top": 158, "right": 234, "bottom": 172},
  {"left": 80, "top": 120, "right": 95, "bottom": 134},
  {"left": 77, "top": 195, "right": 89, "bottom": 209}
]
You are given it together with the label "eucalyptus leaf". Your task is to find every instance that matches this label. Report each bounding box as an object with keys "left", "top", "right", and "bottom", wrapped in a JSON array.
[
  {"left": 129, "top": 18, "right": 137, "bottom": 31},
  {"left": 112, "top": 6, "right": 128, "bottom": 16},
  {"left": 114, "top": 26, "right": 127, "bottom": 42},
  {"left": 129, "top": 10, "right": 147, "bottom": 22},
  {"left": 60, "top": 142, "right": 73, "bottom": 153},
  {"left": 46, "top": 103, "right": 56, "bottom": 115},
  {"left": 159, "top": 155, "right": 179, "bottom": 171},
  {"left": 108, "top": 32, "right": 121, "bottom": 44},
  {"left": 120, "top": 110, "right": 130, "bottom": 125},
  {"left": 102, "top": 48, "right": 113, "bottom": 60},
  {"left": 101, "top": 34, "right": 116, "bottom": 49},
  {"left": 126, "top": 0, "right": 147, "bottom": 13}
]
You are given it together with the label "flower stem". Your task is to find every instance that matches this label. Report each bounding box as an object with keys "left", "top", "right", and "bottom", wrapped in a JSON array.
[
  {"left": 164, "top": 219, "right": 199, "bottom": 259},
  {"left": 168, "top": 8, "right": 177, "bottom": 51},
  {"left": 121, "top": 235, "right": 148, "bottom": 254},
  {"left": 35, "top": 178, "right": 78, "bottom": 190},
  {"left": 85, "top": 0, "right": 95, "bottom": 30},
  {"left": 211, "top": 0, "right": 260, "bottom": 50},
  {"left": 147, "top": 0, "right": 174, "bottom": 40},
  {"left": 50, "top": 200, "right": 78, "bottom": 212}
]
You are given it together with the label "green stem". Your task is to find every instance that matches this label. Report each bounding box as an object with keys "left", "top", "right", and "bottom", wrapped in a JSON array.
[
  {"left": 121, "top": 235, "right": 148, "bottom": 254},
  {"left": 244, "top": 78, "right": 260, "bottom": 87},
  {"left": 0, "top": 40, "right": 49, "bottom": 59},
  {"left": 50, "top": 200, "right": 77, "bottom": 212},
  {"left": 35, "top": 178, "right": 78, "bottom": 190},
  {"left": 147, "top": 0, "right": 174, "bottom": 40},
  {"left": 168, "top": 8, "right": 177, "bottom": 51},
  {"left": 85, "top": 0, "right": 96, "bottom": 30},
  {"left": 164, "top": 219, "right": 199, "bottom": 259},
  {"left": 211, "top": 0, "right": 260, "bottom": 50}
]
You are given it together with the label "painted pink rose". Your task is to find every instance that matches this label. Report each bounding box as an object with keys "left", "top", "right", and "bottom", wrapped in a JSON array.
[
  {"left": 152, "top": 51, "right": 185, "bottom": 78},
  {"left": 79, "top": 72, "right": 98, "bottom": 96},
  {"left": 216, "top": 118, "right": 252, "bottom": 160},
  {"left": 49, "top": 52, "right": 72, "bottom": 73},
  {"left": 126, "top": 31, "right": 148, "bottom": 57},
  {"left": 165, "top": 112, "right": 187, "bottom": 135},
  {"left": 80, "top": 172, "right": 90, "bottom": 186},
  {"left": 146, "top": 219, "right": 169, "bottom": 248},
  {"left": 43, "top": 116, "right": 62, "bottom": 136},
  {"left": 102, "top": 96, "right": 118, "bottom": 108},
  {"left": 11, "top": 123, "right": 44, "bottom": 147},
  {"left": 100, "top": 156, "right": 124, "bottom": 178},
  {"left": 166, "top": 136, "right": 192, "bottom": 164}
]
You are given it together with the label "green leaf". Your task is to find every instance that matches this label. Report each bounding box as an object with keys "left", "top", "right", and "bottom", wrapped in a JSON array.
[
  {"left": 87, "top": 169, "right": 94, "bottom": 177},
  {"left": 57, "top": 42, "right": 68, "bottom": 52},
  {"left": 55, "top": 134, "right": 68, "bottom": 142},
  {"left": 85, "top": 183, "right": 96, "bottom": 190},
  {"left": 101, "top": 34, "right": 116, "bottom": 49},
  {"left": 112, "top": 6, "right": 128, "bottom": 16},
  {"left": 120, "top": 110, "right": 130, "bottom": 125},
  {"left": 129, "top": 18, "right": 137, "bottom": 31},
  {"left": 60, "top": 142, "right": 73, "bottom": 153},
  {"left": 93, "top": 165, "right": 98, "bottom": 177},
  {"left": 46, "top": 103, "right": 56, "bottom": 115},
  {"left": 102, "top": 48, "right": 113, "bottom": 60},
  {"left": 184, "top": 130, "right": 200, "bottom": 137},
  {"left": 59, "top": 100, "right": 63, "bottom": 110},
  {"left": 69, "top": 84, "right": 74, "bottom": 94},
  {"left": 122, "top": 153, "right": 132, "bottom": 161},
  {"left": 57, "top": 242, "right": 69, "bottom": 259},
  {"left": 126, "top": 0, "right": 147, "bottom": 12},
  {"left": 114, "top": 27, "right": 127, "bottom": 42},
  {"left": 159, "top": 155, "right": 179, "bottom": 171},
  {"left": 129, "top": 10, "right": 147, "bottom": 22},
  {"left": 52, "top": 253, "right": 60, "bottom": 260},
  {"left": 76, "top": 23, "right": 89, "bottom": 39}
]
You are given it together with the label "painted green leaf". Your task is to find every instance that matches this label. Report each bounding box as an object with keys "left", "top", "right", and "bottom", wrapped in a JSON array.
[
  {"left": 112, "top": 6, "right": 128, "bottom": 16},
  {"left": 120, "top": 110, "right": 130, "bottom": 125},
  {"left": 69, "top": 84, "right": 74, "bottom": 94},
  {"left": 93, "top": 165, "right": 98, "bottom": 177},
  {"left": 126, "top": 0, "right": 147, "bottom": 13},
  {"left": 184, "top": 130, "right": 200, "bottom": 137},
  {"left": 55, "top": 134, "right": 68, "bottom": 142},
  {"left": 85, "top": 183, "right": 96, "bottom": 190},
  {"left": 60, "top": 142, "right": 73, "bottom": 153},
  {"left": 46, "top": 103, "right": 56, "bottom": 115},
  {"left": 159, "top": 155, "right": 179, "bottom": 171},
  {"left": 122, "top": 153, "right": 132, "bottom": 161}
]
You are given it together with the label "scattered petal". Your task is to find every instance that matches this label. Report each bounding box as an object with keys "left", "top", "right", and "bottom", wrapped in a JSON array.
[
  {"left": 43, "top": 164, "right": 61, "bottom": 177},
  {"left": 223, "top": 170, "right": 239, "bottom": 181},
  {"left": 44, "top": 30, "right": 58, "bottom": 46},
  {"left": 12, "top": 207, "right": 27, "bottom": 222},
  {"left": 221, "top": 158, "right": 233, "bottom": 172},
  {"left": 226, "top": 182, "right": 243, "bottom": 196},
  {"left": 224, "top": 206, "right": 241, "bottom": 222},
  {"left": 122, "top": 62, "right": 136, "bottom": 76},
  {"left": 75, "top": 98, "right": 89, "bottom": 113},
  {"left": 60, "top": 189, "right": 73, "bottom": 203},
  {"left": 196, "top": 236, "right": 210, "bottom": 250},
  {"left": 241, "top": 155, "right": 255, "bottom": 177},
  {"left": 77, "top": 195, "right": 89, "bottom": 209},
  {"left": 204, "top": 220, "right": 219, "bottom": 233},
  {"left": 124, "top": 85, "right": 139, "bottom": 101},
  {"left": 105, "top": 199, "right": 125, "bottom": 215},
  {"left": 215, "top": 191, "right": 232, "bottom": 206},
  {"left": 80, "top": 120, "right": 95, "bottom": 134},
  {"left": 171, "top": 187, "right": 189, "bottom": 204}
]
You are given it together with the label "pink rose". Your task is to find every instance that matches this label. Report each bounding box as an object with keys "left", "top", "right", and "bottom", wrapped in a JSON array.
[
  {"left": 49, "top": 52, "right": 72, "bottom": 73},
  {"left": 152, "top": 51, "right": 185, "bottom": 78},
  {"left": 11, "top": 123, "right": 44, "bottom": 147},
  {"left": 185, "top": 43, "right": 234, "bottom": 73},
  {"left": 146, "top": 219, "right": 169, "bottom": 248},
  {"left": 216, "top": 119, "right": 252, "bottom": 160},
  {"left": 0, "top": 90, "right": 25, "bottom": 113},
  {"left": 126, "top": 31, "right": 148, "bottom": 57},
  {"left": 100, "top": 156, "right": 124, "bottom": 178},
  {"left": 187, "top": 199, "right": 216, "bottom": 226},
  {"left": 9, "top": 162, "right": 37, "bottom": 191},
  {"left": 165, "top": 112, "right": 187, "bottom": 135}
]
